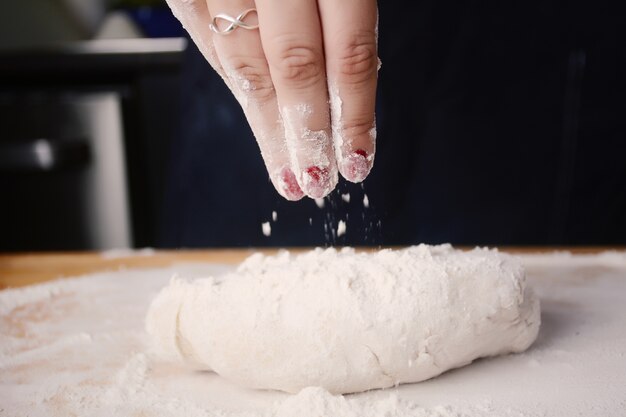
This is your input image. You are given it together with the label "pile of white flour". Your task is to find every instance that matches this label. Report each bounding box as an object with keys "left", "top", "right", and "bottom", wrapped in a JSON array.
[{"left": 146, "top": 245, "right": 540, "bottom": 394}]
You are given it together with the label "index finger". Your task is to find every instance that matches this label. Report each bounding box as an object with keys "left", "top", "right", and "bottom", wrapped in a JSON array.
[{"left": 318, "top": 0, "right": 378, "bottom": 183}]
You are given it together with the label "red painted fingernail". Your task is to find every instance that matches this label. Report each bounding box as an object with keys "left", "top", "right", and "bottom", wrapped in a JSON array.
[
  {"left": 302, "top": 166, "right": 331, "bottom": 199},
  {"left": 277, "top": 167, "right": 304, "bottom": 201},
  {"left": 341, "top": 149, "right": 371, "bottom": 183}
]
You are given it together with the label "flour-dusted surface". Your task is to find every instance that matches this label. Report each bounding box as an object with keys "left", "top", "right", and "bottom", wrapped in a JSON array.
[
  {"left": 1, "top": 251, "right": 626, "bottom": 416},
  {"left": 147, "top": 245, "right": 539, "bottom": 394}
]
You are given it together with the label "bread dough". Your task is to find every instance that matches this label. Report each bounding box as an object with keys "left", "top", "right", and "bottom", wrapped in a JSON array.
[{"left": 146, "top": 245, "right": 540, "bottom": 394}]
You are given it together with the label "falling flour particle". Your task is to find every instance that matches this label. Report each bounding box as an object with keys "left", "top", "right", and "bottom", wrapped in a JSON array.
[
  {"left": 272, "top": 211, "right": 278, "bottom": 222},
  {"left": 363, "top": 194, "right": 370, "bottom": 208},
  {"left": 147, "top": 245, "right": 540, "bottom": 394},
  {"left": 341, "top": 193, "right": 351, "bottom": 203},
  {"left": 261, "top": 222, "right": 271, "bottom": 237},
  {"left": 309, "top": 218, "right": 313, "bottom": 225},
  {"left": 314, "top": 198, "right": 325, "bottom": 209},
  {"left": 337, "top": 220, "right": 347, "bottom": 237}
]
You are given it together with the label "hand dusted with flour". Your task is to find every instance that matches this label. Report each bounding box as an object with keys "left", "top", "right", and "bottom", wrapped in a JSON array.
[
  {"left": 164, "top": 0, "right": 378, "bottom": 200},
  {"left": 146, "top": 245, "right": 540, "bottom": 394}
]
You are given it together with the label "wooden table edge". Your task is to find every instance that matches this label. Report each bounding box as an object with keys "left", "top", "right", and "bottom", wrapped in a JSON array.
[{"left": 1, "top": 246, "right": 624, "bottom": 290}]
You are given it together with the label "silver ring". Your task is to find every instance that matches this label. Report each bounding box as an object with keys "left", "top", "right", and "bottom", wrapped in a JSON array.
[{"left": 209, "top": 8, "right": 259, "bottom": 35}]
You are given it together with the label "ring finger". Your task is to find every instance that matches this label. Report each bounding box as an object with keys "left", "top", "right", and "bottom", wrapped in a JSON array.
[{"left": 205, "top": 0, "right": 305, "bottom": 201}]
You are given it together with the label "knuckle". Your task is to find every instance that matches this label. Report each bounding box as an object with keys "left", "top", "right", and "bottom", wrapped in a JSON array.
[
  {"left": 227, "top": 57, "right": 275, "bottom": 103},
  {"left": 335, "top": 33, "right": 377, "bottom": 84},
  {"left": 342, "top": 117, "right": 375, "bottom": 138},
  {"left": 273, "top": 40, "right": 324, "bottom": 88}
]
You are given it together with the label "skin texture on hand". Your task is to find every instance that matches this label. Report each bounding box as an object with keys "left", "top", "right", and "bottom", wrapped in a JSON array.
[{"left": 166, "top": 0, "right": 378, "bottom": 200}]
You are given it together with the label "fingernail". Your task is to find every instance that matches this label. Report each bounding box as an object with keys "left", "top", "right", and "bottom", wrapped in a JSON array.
[
  {"left": 341, "top": 149, "right": 371, "bottom": 183},
  {"left": 302, "top": 166, "right": 331, "bottom": 199},
  {"left": 277, "top": 167, "right": 304, "bottom": 201}
]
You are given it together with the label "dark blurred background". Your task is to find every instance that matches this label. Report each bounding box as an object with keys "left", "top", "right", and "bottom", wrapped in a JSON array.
[
  {"left": 1, "top": 0, "right": 625, "bottom": 251},
  {"left": 0, "top": 0, "right": 183, "bottom": 251}
]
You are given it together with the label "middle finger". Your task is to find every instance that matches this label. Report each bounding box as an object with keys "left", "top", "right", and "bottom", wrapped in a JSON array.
[{"left": 256, "top": 0, "right": 338, "bottom": 199}]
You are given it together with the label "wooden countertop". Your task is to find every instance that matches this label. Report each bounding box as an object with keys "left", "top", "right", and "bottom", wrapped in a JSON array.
[
  {"left": 0, "top": 247, "right": 622, "bottom": 290},
  {"left": 0, "top": 249, "right": 262, "bottom": 290}
]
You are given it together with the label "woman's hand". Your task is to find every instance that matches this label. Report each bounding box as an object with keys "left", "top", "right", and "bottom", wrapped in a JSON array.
[{"left": 167, "top": 0, "right": 379, "bottom": 200}]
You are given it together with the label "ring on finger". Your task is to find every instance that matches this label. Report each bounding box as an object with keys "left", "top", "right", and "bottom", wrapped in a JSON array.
[{"left": 209, "top": 8, "right": 259, "bottom": 35}]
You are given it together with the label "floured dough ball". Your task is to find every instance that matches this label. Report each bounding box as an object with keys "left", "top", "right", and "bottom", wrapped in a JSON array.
[{"left": 146, "top": 245, "right": 540, "bottom": 394}]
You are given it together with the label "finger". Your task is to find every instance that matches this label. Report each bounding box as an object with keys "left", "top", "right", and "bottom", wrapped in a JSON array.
[
  {"left": 205, "top": 0, "right": 304, "bottom": 200},
  {"left": 256, "top": 0, "right": 338, "bottom": 199},
  {"left": 165, "top": 0, "right": 230, "bottom": 87},
  {"left": 318, "top": 0, "right": 378, "bottom": 183}
]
